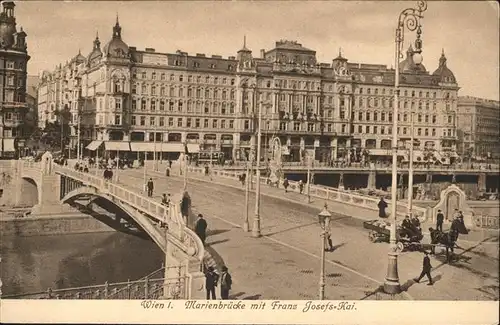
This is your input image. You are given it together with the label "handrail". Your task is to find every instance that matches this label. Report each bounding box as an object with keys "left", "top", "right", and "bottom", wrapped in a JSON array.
[{"left": 186, "top": 165, "right": 428, "bottom": 219}]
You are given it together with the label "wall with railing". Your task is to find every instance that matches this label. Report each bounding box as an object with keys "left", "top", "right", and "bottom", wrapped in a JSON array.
[
  {"left": 1, "top": 265, "right": 187, "bottom": 300},
  {"left": 186, "top": 166, "right": 429, "bottom": 221}
]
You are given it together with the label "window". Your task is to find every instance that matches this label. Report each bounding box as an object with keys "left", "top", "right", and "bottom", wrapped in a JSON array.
[
  {"left": 374, "top": 112, "right": 378, "bottom": 121},
  {"left": 358, "top": 112, "right": 363, "bottom": 121},
  {"left": 151, "top": 99, "right": 156, "bottom": 111},
  {"left": 160, "top": 100, "right": 165, "bottom": 111},
  {"left": 373, "top": 126, "right": 378, "bottom": 134},
  {"left": 366, "top": 112, "right": 371, "bottom": 121},
  {"left": 204, "top": 119, "right": 209, "bottom": 128},
  {"left": 432, "top": 115, "right": 436, "bottom": 123},
  {"left": 159, "top": 117, "right": 165, "bottom": 126},
  {"left": 132, "top": 84, "right": 137, "bottom": 94},
  {"left": 179, "top": 75, "right": 183, "bottom": 82},
  {"left": 308, "top": 123, "right": 314, "bottom": 132},
  {"left": 424, "top": 128, "right": 429, "bottom": 136},
  {"left": 381, "top": 112, "right": 386, "bottom": 121},
  {"left": 280, "top": 122, "right": 287, "bottom": 130},
  {"left": 168, "top": 118, "right": 174, "bottom": 126},
  {"left": 342, "top": 124, "right": 346, "bottom": 133},
  {"left": 403, "top": 127, "right": 407, "bottom": 135},
  {"left": 169, "top": 101, "right": 174, "bottom": 111},
  {"left": 230, "top": 91, "right": 235, "bottom": 100},
  {"left": 220, "top": 120, "right": 226, "bottom": 128},
  {"left": 141, "top": 99, "right": 146, "bottom": 110},
  {"left": 204, "top": 104, "right": 209, "bottom": 114},
  {"left": 142, "top": 85, "right": 147, "bottom": 94},
  {"left": 418, "top": 114, "right": 422, "bottom": 123},
  {"left": 142, "top": 72, "right": 147, "bottom": 79},
  {"left": 417, "top": 128, "right": 422, "bottom": 136},
  {"left": 161, "top": 73, "right": 166, "bottom": 80},
  {"left": 229, "top": 120, "right": 234, "bottom": 129},
  {"left": 179, "top": 101, "right": 183, "bottom": 111},
  {"left": 179, "top": 88, "right": 184, "bottom": 97},
  {"left": 170, "top": 87, "right": 175, "bottom": 97},
  {"left": 340, "top": 110, "right": 345, "bottom": 119},
  {"left": 425, "top": 115, "right": 429, "bottom": 123},
  {"left": 177, "top": 118, "right": 183, "bottom": 127},
  {"left": 115, "top": 99, "right": 121, "bottom": 110},
  {"left": 221, "top": 103, "right": 226, "bottom": 114},
  {"left": 151, "top": 85, "right": 156, "bottom": 96},
  {"left": 244, "top": 120, "right": 250, "bottom": 130},
  {"left": 403, "top": 114, "right": 408, "bottom": 122},
  {"left": 381, "top": 127, "right": 385, "bottom": 134},
  {"left": 432, "top": 128, "right": 436, "bottom": 136},
  {"left": 170, "top": 74, "right": 175, "bottom": 81},
  {"left": 114, "top": 114, "right": 121, "bottom": 125},
  {"left": 152, "top": 72, "right": 156, "bottom": 80},
  {"left": 358, "top": 125, "right": 362, "bottom": 133},
  {"left": 150, "top": 116, "right": 155, "bottom": 126},
  {"left": 132, "top": 100, "right": 137, "bottom": 110},
  {"left": 186, "top": 118, "right": 192, "bottom": 127},
  {"left": 140, "top": 116, "right": 146, "bottom": 126},
  {"left": 212, "top": 119, "right": 218, "bottom": 128},
  {"left": 195, "top": 118, "right": 200, "bottom": 128},
  {"left": 294, "top": 122, "right": 300, "bottom": 131},
  {"left": 131, "top": 116, "right": 136, "bottom": 125}
]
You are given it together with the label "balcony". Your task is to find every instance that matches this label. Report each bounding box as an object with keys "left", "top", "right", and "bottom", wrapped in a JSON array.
[{"left": 1, "top": 102, "right": 28, "bottom": 109}]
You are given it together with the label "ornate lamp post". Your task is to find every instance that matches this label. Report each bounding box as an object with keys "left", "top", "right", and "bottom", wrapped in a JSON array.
[
  {"left": 243, "top": 159, "right": 250, "bottom": 232},
  {"left": 318, "top": 203, "right": 331, "bottom": 300},
  {"left": 385, "top": 0, "right": 427, "bottom": 294},
  {"left": 252, "top": 100, "right": 263, "bottom": 238}
]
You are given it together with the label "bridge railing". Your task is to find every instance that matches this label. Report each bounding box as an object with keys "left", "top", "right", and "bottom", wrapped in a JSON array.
[
  {"left": 2, "top": 265, "right": 187, "bottom": 300},
  {"left": 186, "top": 166, "right": 428, "bottom": 220},
  {"left": 53, "top": 164, "right": 177, "bottom": 229}
]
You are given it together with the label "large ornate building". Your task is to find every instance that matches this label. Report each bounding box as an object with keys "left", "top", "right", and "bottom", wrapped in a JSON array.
[
  {"left": 0, "top": 0, "right": 29, "bottom": 158},
  {"left": 37, "top": 18, "right": 460, "bottom": 164},
  {"left": 457, "top": 96, "right": 500, "bottom": 159}
]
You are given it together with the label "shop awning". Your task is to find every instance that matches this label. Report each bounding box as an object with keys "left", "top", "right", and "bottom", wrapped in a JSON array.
[
  {"left": 130, "top": 142, "right": 186, "bottom": 152},
  {"left": 2, "top": 138, "right": 15, "bottom": 152},
  {"left": 104, "top": 141, "right": 130, "bottom": 151},
  {"left": 186, "top": 144, "right": 200, "bottom": 153},
  {"left": 86, "top": 140, "right": 103, "bottom": 151}
]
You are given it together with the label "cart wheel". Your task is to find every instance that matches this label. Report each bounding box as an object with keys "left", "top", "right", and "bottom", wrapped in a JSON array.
[
  {"left": 396, "top": 242, "right": 404, "bottom": 252},
  {"left": 368, "top": 232, "right": 376, "bottom": 242}
]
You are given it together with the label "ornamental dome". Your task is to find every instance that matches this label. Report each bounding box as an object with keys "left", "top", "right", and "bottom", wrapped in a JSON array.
[
  {"left": 432, "top": 49, "right": 456, "bottom": 83},
  {"left": 102, "top": 16, "right": 129, "bottom": 59},
  {"left": 399, "top": 44, "right": 427, "bottom": 73}
]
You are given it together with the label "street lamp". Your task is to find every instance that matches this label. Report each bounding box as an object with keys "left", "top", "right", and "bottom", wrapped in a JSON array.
[
  {"left": 408, "top": 111, "right": 415, "bottom": 216},
  {"left": 318, "top": 203, "right": 331, "bottom": 300},
  {"left": 306, "top": 153, "right": 312, "bottom": 203},
  {"left": 252, "top": 100, "right": 263, "bottom": 238},
  {"left": 243, "top": 160, "right": 250, "bottom": 232},
  {"left": 385, "top": 0, "right": 427, "bottom": 295},
  {"left": 183, "top": 140, "right": 188, "bottom": 191}
]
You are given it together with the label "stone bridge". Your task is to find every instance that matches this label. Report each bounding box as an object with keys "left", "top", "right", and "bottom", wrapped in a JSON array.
[{"left": 14, "top": 153, "right": 207, "bottom": 299}]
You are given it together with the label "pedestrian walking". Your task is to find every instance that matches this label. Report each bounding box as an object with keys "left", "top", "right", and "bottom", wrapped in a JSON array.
[
  {"left": 220, "top": 266, "right": 232, "bottom": 300},
  {"left": 195, "top": 213, "right": 208, "bottom": 245},
  {"left": 204, "top": 266, "right": 219, "bottom": 300},
  {"left": 377, "top": 197, "right": 388, "bottom": 218},
  {"left": 414, "top": 251, "right": 433, "bottom": 285},
  {"left": 325, "top": 233, "right": 334, "bottom": 252},
  {"left": 283, "top": 178, "right": 289, "bottom": 193},
  {"left": 436, "top": 209, "right": 444, "bottom": 232},
  {"left": 298, "top": 180, "right": 304, "bottom": 194},
  {"left": 147, "top": 178, "right": 154, "bottom": 197}
]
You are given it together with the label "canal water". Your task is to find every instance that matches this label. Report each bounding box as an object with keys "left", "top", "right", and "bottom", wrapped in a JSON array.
[{"left": 0, "top": 231, "right": 164, "bottom": 297}]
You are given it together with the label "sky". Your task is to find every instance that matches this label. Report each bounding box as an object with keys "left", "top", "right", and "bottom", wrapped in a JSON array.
[{"left": 13, "top": 0, "right": 500, "bottom": 101}]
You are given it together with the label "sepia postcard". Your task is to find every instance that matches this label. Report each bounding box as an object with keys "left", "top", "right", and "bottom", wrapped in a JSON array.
[{"left": 0, "top": 0, "right": 498, "bottom": 324}]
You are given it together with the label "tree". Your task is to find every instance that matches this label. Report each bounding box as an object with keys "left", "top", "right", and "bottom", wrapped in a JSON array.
[{"left": 40, "top": 105, "right": 72, "bottom": 152}]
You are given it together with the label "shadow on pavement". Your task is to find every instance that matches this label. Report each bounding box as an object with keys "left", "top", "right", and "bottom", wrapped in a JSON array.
[
  {"left": 207, "top": 239, "right": 230, "bottom": 246},
  {"left": 207, "top": 229, "right": 231, "bottom": 237},
  {"left": 264, "top": 221, "right": 318, "bottom": 237},
  {"left": 242, "top": 294, "right": 262, "bottom": 300}
]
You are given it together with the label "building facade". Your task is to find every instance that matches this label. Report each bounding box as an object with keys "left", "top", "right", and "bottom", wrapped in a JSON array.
[
  {"left": 37, "top": 18, "right": 460, "bottom": 164},
  {"left": 0, "top": 0, "right": 30, "bottom": 158},
  {"left": 457, "top": 96, "right": 500, "bottom": 159}
]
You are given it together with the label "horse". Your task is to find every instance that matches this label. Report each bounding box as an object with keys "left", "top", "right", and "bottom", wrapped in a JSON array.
[{"left": 429, "top": 218, "right": 469, "bottom": 263}]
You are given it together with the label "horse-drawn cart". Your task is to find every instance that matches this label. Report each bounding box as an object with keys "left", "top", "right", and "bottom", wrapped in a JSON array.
[{"left": 363, "top": 219, "right": 422, "bottom": 252}]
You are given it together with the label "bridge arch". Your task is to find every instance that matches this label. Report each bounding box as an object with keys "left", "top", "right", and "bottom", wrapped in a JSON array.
[{"left": 19, "top": 176, "right": 39, "bottom": 207}]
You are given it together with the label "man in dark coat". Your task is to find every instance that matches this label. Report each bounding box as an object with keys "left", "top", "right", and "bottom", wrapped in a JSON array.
[
  {"left": 195, "top": 214, "right": 208, "bottom": 245},
  {"left": 204, "top": 266, "right": 219, "bottom": 300},
  {"left": 147, "top": 178, "right": 154, "bottom": 197},
  {"left": 414, "top": 251, "right": 433, "bottom": 285},
  {"left": 220, "top": 266, "right": 232, "bottom": 300},
  {"left": 436, "top": 209, "right": 444, "bottom": 232},
  {"left": 428, "top": 227, "right": 439, "bottom": 255},
  {"left": 401, "top": 215, "right": 414, "bottom": 238},
  {"left": 377, "top": 198, "right": 388, "bottom": 218}
]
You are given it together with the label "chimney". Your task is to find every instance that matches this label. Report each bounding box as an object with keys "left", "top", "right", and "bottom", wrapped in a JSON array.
[{"left": 260, "top": 49, "right": 265, "bottom": 58}]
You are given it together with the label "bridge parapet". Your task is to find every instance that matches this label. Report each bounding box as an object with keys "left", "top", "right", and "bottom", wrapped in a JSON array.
[{"left": 186, "top": 165, "right": 429, "bottom": 221}]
